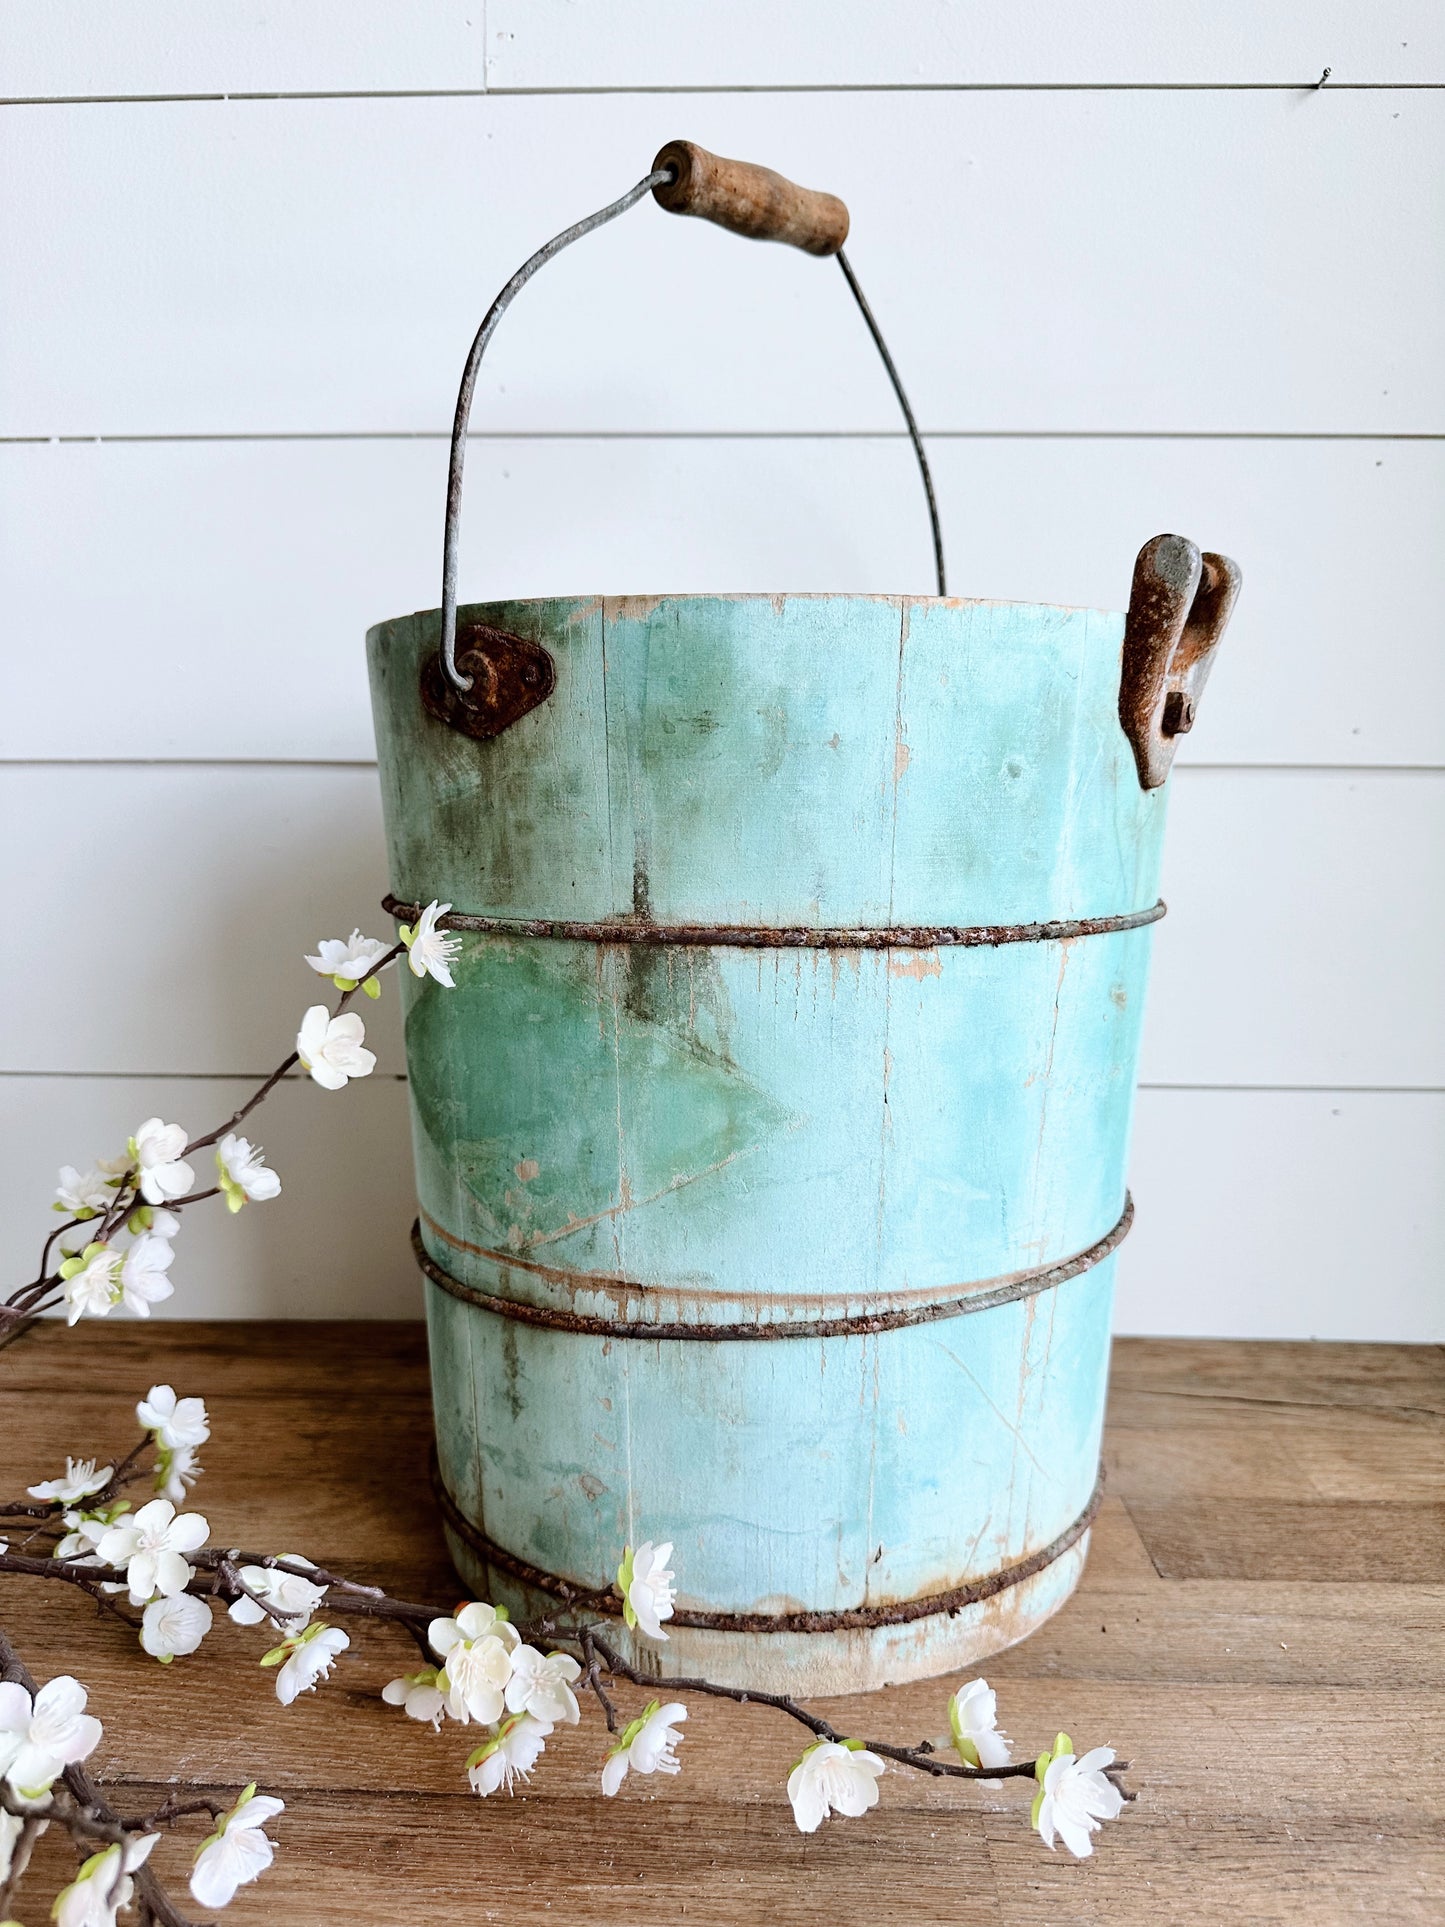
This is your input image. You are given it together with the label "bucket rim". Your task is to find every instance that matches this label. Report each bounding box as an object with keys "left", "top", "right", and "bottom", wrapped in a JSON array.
[{"left": 371, "top": 590, "right": 1126, "bottom": 636}]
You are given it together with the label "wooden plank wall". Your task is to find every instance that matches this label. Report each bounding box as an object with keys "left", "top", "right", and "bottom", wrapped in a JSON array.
[{"left": 2, "top": 5, "right": 1441, "bottom": 1337}]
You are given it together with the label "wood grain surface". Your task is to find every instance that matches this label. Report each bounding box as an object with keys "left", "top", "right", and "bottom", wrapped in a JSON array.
[{"left": 1, "top": 1325, "right": 1440, "bottom": 1922}]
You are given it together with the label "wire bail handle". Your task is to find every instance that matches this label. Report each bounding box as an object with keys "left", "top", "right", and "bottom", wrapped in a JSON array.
[{"left": 430, "top": 140, "right": 945, "bottom": 724}]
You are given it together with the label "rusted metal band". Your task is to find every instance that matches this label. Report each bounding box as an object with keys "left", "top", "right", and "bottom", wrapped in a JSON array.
[
  {"left": 431, "top": 1453, "right": 1103, "bottom": 1634},
  {"left": 383, "top": 894, "right": 1165, "bottom": 951},
  {"left": 412, "top": 1194, "right": 1131, "bottom": 1341}
]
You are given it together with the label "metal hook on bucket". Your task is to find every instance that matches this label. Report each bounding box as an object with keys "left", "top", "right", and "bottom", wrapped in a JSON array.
[{"left": 432, "top": 142, "right": 946, "bottom": 726}]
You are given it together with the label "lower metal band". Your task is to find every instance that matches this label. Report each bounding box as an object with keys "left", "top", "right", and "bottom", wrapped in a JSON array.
[
  {"left": 413, "top": 1194, "right": 1131, "bottom": 1342},
  {"left": 383, "top": 894, "right": 1166, "bottom": 951},
  {"left": 431, "top": 1456, "right": 1103, "bottom": 1635}
]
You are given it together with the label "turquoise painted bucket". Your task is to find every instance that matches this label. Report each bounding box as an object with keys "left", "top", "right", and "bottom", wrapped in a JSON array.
[
  {"left": 366, "top": 146, "right": 1238, "bottom": 1691},
  {"left": 368, "top": 575, "right": 1233, "bottom": 1694}
]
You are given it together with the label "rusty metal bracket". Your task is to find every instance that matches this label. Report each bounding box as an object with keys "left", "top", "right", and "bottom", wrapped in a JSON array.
[
  {"left": 1119, "top": 533, "right": 1242, "bottom": 790},
  {"left": 420, "top": 621, "right": 556, "bottom": 741},
  {"left": 432, "top": 1451, "right": 1103, "bottom": 1634}
]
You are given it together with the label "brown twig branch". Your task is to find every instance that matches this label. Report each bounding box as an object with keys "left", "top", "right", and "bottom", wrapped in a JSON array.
[
  {"left": 583, "top": 1630, "right": 1042, "bottom": 1784},
  {"left": 579, "top": 1627, "right": 620, "bottom": 1733}
]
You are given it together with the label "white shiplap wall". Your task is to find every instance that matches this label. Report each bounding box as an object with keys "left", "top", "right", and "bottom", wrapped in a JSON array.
[{"left": 2, "top": 5, "right": 1441, "bottom": 1337}]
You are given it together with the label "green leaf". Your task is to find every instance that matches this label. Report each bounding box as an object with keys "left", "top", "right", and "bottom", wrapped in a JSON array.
[
  {"left": 58, "top": 1256, "right": 83, "bottom": 1280},
  {"left": 1031, "top": 1786, "right": 1046, "bottom": 1830},
  {"left": 616, "top": 1545, "right": 637, "bottom": 1627},
  {"left": 954, "top": 1735, "right": 981, "bottom": 1768},
  {"left": 615, "top": 1706, "right": 654, "bottom": 1753},
  {"left": 258, "top": 1643, "right": 292, "bottom": 1668},
  {"left": 1054, "top": 1732, "right": 1073, "bottom": 1758},
  {"left": 1035, "top": 1751, "right": 1052, "bottom": 1784},
  {"left": 69, "top": 1847, "right": 116, "bottom": 1887},
  {"left": 362, "top": 976, "right": 382, "bottom": 1000},
  {"left": 333, "top": 975, "right": 358, "bottom": 992},
  {"left": 841, "top": 1737, "right": 867, "bottom": 1752}
]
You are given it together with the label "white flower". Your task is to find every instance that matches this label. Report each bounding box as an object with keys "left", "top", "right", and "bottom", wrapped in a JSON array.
[
  {"left": 1033, "top": 1739, "right": 1125, "bottom": 1858},
  {"left": 600, "top": 1699, "right": 687, "bottom": 1797},
  {"left": 786, "top": 1739, "right": 886, "bottom": 1833},
  {"left": 946, "top": 1677, "right": 1012, "bottom": 1783},
  {"left": 141, "top": 1593, "right": 214, "bottom": 1663},
  {"left": 55, "top": 1523, "right": 106, "bottom": 1565},
  {"left": 96, "top": 1497, "right": 208, "bottom": 1603},
  {"left": 118, "top": 1233, "right": 175, "bottom": 1317},
  {"left": 295, "top": 1005, "right": 376, "bottom": 1089},
  {"left": 505, "top": 1646, "right": 582, "bottom": 1726},
  {"left": 382, "top": 1669, "right": 447, "bottom": 1729},
  {"left": 264, "top": 1623, "right": 349, "bottom": 1706},
  {"left": 56, "top": 1505, "right": 124, "bottom": 1566},
  {"left": 60, "top": 1244, "right": 122, "bottom": 1324},
  {"left": 305, "top": 929, "right": 390, "bottom": 992},
  {"left": 54, "top": 1166, "right": 112, "bottom": 1217},
  {"left": 154, "top": 1442, "right": 203, "bottom": 1505},
  {"left": 143, "top": 1206, "right": 181, "bottom": 1238},
  {"left": 467, "top": 1713, "right": 550, "bottom": 1797},
  {"left": 400, "top": 900, "right": 461, "bottom": 988},
  {"left": 216, "top": 1133, "right": 281, "bottom": 1212},
  {"left": 136, "top": 1385, "right": 210, "bottom": 1450},
  {"left": 53, "top": 1833, "right": 158, "bottom": 1927},
  {"left": 228, "top": 1557, "right": 327, "bottom": 1630},
  {"left": 0, "top": 1675, "right": 103, "bottom": 1799},
  {"left": 131, "top": 1118, "right": 195, "bottom": 1205},
  {"left": 428, "top": 1602, "right": 518, "bottom": 1725},
  {"left": 27, "top": 1458, "right": 113, "bottom": 1505},
  {"left": 189, "top": 1783, "right": 284, "bottom": 1911},
  {"left": 617, "top": 1539, "right": 676, "bottom": 1641}
]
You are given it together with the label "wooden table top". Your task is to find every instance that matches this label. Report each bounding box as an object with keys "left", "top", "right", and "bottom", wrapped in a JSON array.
[{"left": 3, "top": 1326, "right": 1441, "bottom": 1923}]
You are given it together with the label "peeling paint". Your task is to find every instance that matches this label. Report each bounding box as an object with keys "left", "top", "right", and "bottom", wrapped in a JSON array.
[
  {"left": 606, "top": 593, "right": 667, "bottom": 622},
  {"left": 887, "top": 950, "right": 941, "bottom": 980}
]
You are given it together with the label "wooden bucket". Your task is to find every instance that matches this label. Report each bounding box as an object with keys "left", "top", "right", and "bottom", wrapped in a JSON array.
[
  {"left": 366, "top": 143, "right": 1238, "bottom": 1692},
  {"left": 369, "top": 572, "right": 1234, "bottom": 1693}
]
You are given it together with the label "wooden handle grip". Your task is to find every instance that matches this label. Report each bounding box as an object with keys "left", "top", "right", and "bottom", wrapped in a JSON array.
[{"left": 651, "top": 140, "right": 850, "bottom": 256}]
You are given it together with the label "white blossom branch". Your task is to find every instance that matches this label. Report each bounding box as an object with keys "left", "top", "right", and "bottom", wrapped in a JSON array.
[
  {"left": 1, "top": 930, "right": 411, "bottom": 1344},
  {"left": 1, "top": 1419, "right": 1135, "bottom": 1828}
]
